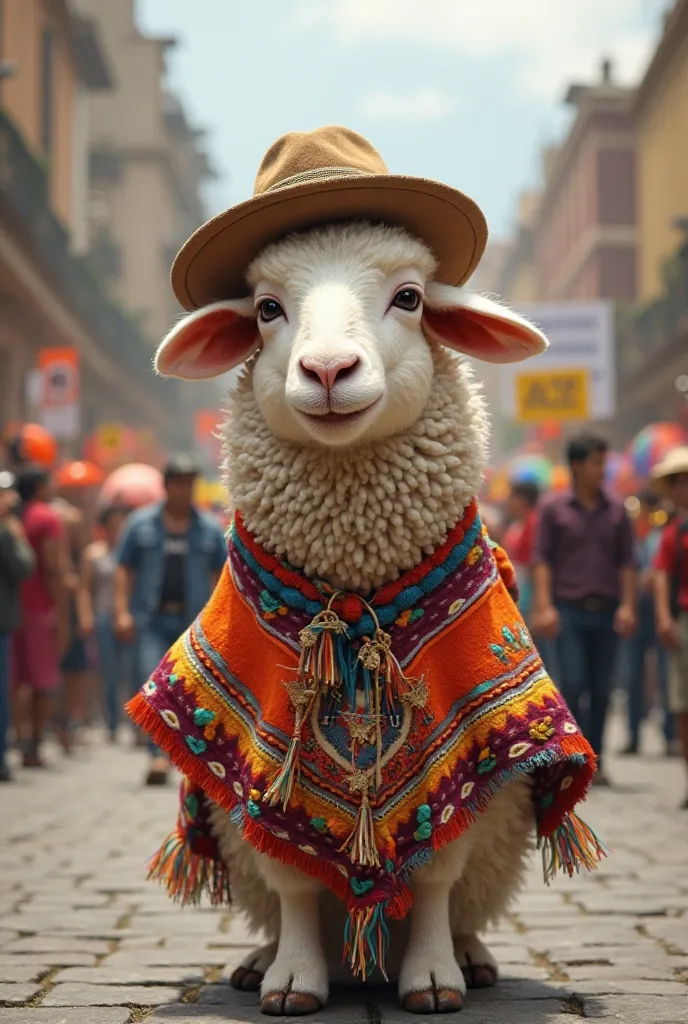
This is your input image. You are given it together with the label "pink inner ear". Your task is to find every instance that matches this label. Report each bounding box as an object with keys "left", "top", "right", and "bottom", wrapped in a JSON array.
[
  {"left": 423, "top": 307, "right": 507, "bottom": 357},
  {"left": 191, "top": 310, "right": 258, "bottom": 370}
]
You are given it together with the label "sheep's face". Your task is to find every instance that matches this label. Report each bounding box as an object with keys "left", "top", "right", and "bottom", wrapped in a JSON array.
[
  {"left": 248, "top": 225, "right": 435, "bottom": 446},
  {"left": 155, "top": 221, "right": 548, "bottom": 449}
]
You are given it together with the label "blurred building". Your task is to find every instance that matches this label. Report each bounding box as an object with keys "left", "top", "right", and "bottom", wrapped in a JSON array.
[
  {"left": 78, "top": 0, "right": 216, "bottom": 343},
  {"left": 493, "top": 191, "right": 541, "bottom": 305},
  {"left": 635, "top": 0, "right": 688, "bottom": 301},
  {"left": 0, "top": 0, "right": 186, "bottom": 450},
  {"left": 616, "top": 0, "right": 688, "bottom": 438}
]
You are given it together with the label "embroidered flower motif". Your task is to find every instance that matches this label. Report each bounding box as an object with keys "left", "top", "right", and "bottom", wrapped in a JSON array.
[
  {"left": 185, "top": 735, "right": 207, "bottom": 755},
  {"left": 310, "top": 817, "right": 328, "bottom": 833},
  {"left": 250, "top": 788, "right": 262, "bottom": 802},
  {"left": 160, "top": 709, "right": 180, "bottom": 730},
  {"left": 490, "top": 643, "right": 510, "bottom": 666},
  {"left": 208, "top": 761, "right": 226, "bottom": 778},
  {"left": 508, "top": 741, "right": 531, "bottom": 759},
  {"left": 246, "top": 801, "right": 261, "bottom": 819},
  {"left": 477, "top": 747, "right": 497, "bottom": 774},
  {"left": 414, "top": 821, "right": 432, "bottom": 841},
  {"left": 501, "top": 626, "right": 521, "bottom": 650},
  {"left": 193, "top": 708, "right": 216, "bottom": 727},
  {"left": 259, "top": 589, "right": 288, "bottom": 620},
  {"left": 351, "top": 877, "right": 374, "bottom": 895},
  {"left": 232, "top": 780, "right": 244, "bottom": 798},
  {"left": 299, "top": 844, "right": 318, "bottom": 856},
  {"left": 563, "top": 721, "right": 578, "bottom": 734},
  {"left": 560, "top": 775, "right": 573, "bottom": 791},
  {"left": 143, "top": 679, "right": 156, "bottom": 695},
  {"left": 416, "top": 804, "right": 432, "bottom": 824},
  {"left": 529, "top": 716, "right": 555, "bottom": 742},
  {"left": 441, "top": 803, "right": 455, "bottom": 825},
  {"left": 167, "top": 673, "right": 179, "bottom": 686},
  {"left": 448, "top": 598, "right": 466, "bottom": 616},
  {"left": 395, "top": 608, "right": 425, "bottom": 627},
  {"left": 467, "top": 545, "right": 483, "bottom": 566},
  {"left": 460, "top": 781, "right": 474, "bottom": 801}
]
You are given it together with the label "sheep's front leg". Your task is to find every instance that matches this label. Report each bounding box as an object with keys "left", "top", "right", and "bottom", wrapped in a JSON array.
[
  {"left": 400, "top": 837, "right": 472, "bottom": 1014},
  {"left": 257, "top": 857, "right": 328, "bottom": 1016}
]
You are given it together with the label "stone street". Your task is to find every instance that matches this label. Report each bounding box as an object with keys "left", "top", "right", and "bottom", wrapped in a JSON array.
[{"left": 0, "top": 710, "right": 686, "bottom": 1024}]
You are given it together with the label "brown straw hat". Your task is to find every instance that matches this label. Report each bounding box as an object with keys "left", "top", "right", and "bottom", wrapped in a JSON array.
[{"left": 171, "top": 125, "right": 488, "bottom": 310}]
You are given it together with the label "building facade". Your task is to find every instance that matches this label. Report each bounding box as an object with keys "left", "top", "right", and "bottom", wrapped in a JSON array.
[{"left": 0, "top": 0, "right": 187, "bottom": 452}]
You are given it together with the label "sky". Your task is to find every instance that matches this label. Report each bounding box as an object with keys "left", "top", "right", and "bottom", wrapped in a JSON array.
[{"left": 137, "top": 0, "right": 671, "bottom": 242}]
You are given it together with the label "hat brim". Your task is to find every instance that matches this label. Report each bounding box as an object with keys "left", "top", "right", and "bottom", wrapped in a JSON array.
[
  {"left": 650, "top": 457, "right": 688, "bottom": 491},
  {"left": 171, "top": 175, "right": 488, "bottom": 310}
]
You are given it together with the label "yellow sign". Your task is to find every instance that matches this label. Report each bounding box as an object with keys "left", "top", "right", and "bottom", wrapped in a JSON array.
[{"left": 515, "top": 369, "right": 589, "bottom": 423}]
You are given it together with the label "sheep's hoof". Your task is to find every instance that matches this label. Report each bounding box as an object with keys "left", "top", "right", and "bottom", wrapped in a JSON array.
[
  {"left": 230, "top": 965, "right": 263, "bottom": 991},
  {"left": 402, "top": 985, "right": 464, "bottom": 1014},
  {"left": 260, "top": 990, "right": 323, "bottom": 1016},
  {"left": 461, "top": 962, "right": 497, "bottom": 989}
]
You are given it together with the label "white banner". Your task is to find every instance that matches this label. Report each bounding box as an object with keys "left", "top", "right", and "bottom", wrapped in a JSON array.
[{"left": 500, "top": 300, "right": 615, "bottom": 421}]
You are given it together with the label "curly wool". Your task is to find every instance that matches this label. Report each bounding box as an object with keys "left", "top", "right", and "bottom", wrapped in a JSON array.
[{"left": 223, "top": 346, "right": 489, "bottom": 593}]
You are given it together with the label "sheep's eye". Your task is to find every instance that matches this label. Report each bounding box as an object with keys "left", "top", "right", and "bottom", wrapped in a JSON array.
[
  {"left": 392, "top": 288, "right": 421, "bottom": 311},
  {"left": 258, "top": 299, "right": 284, "bottom": 323}
]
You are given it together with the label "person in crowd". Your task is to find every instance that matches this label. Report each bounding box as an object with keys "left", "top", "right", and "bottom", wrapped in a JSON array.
[
  {"left": 502, "top": 480, "right": 540, "bottom": 621},
  {"left": 78, "top": 505, "right": 131, "bottom": 743},
  {"left": 532, "top": 433, "right": 637, "bottom": 786},
  {"left": 12, "top": 467, "right": 68, "bottom": 768},
  {"left": 0, "top": 471, "right": 35, "bottom": 782},
  {"left": 622, "top": 491, "right": 674, "bottom": 756},
  {"left": 651, "top": 447, "right": 688, "bottom": 809},
  {"left": 114, "top": 455, "right": 226, "bottom": 786},
  {"left": 53, "top": 494, "right": 91, "bottom": 751}
]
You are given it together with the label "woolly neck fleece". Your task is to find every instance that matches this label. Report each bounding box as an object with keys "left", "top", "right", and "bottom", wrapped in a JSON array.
[{"left": 223, "top": 347, "right": 489, "bottom": 594}]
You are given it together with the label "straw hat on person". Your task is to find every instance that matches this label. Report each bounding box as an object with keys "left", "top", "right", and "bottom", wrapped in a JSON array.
[
  {"left": 171, "top": 125, "right": 487, "bottom": 310},
  {"left": 650, "top": 446, "right": 688, "bottom": 493}
]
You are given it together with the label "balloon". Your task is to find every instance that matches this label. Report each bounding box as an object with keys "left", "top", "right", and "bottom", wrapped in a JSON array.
[
  {"left": 100, "top": 463, "right": 164, "bottom": 509},
  {"left": 628, "top": 423, "right": 688, "bottom": 479},
  {"left": 605, "top": 452, "right": 639, "bottom": 499},
  {"left": 550, "top": 464, "right": 571, "bottom": 492},
  {"left": 508, "top": 454, "right": 553, "bottom": 490},
  {"left": 4, "top": 423, "right": 57, "bottom": 468},
  {"left": 56, "top": 460, "right": 105, "bottom": 488}
]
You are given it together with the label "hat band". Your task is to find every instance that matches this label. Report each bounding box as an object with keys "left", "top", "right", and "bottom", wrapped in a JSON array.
[{"left": 260, "top": 166, "right": 373, "bottom": 195}]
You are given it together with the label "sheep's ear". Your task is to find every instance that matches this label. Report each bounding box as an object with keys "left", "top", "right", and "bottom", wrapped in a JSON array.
[
  {"left": 422, "top": 285, "right": 548, "bottom": 364},
  {"left": 155, "top": 299, "right": 259, "bottom": 380}
]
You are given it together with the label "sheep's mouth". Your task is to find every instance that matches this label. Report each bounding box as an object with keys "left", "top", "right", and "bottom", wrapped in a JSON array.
[{"left": 300, "top": 398, "right": 381, "bottom": 427}]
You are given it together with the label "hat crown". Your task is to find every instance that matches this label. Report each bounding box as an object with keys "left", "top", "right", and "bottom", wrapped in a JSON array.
[{"left": 253, "top": 126, "right": 389, "bottom": 196}]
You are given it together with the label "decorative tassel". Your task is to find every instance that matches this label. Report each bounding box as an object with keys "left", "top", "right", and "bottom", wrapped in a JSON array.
[
  {"left": 263, "top": 677, "right": 316, "bottom": 810},
  {"left": 538, "top": 811, "right": 609, "bottom": 884},
  {"left": 340, "top": 772, "right": 380, "bottom": 868},
  {"left": 147, "top": 830, "right": 231, "bottom": 906},
  {"left": 343, "top": 902, "right": 389, "bottom": 980},
  {"left": 299, "top": 609, "right": 349, "bottom": 693}
]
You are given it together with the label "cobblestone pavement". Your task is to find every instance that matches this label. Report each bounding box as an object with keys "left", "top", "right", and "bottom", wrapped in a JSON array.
[{"left": 0, "top": 711, "right": 686, "bottom": 1024}]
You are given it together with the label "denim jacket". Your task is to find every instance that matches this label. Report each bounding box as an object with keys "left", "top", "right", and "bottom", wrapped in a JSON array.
[{"left": 116, "top": 503, "right": 227, "bottom": 627}]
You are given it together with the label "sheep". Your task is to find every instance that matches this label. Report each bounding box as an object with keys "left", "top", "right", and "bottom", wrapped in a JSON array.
[{"left": 129, "top": 217, "right": 603, "bottom": 1017}]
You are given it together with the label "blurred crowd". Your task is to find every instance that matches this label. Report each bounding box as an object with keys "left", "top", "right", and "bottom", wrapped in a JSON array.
[
  {"left": 0, "top": 438, "right": 227, "bottom": 788},
  {"left": 491, "top": 433, "right": 688, "bottom": 808}
]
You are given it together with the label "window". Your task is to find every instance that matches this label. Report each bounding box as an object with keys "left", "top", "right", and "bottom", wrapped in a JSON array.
[{"left": 40, "top": 24, "right": 54, "bottom": 157}]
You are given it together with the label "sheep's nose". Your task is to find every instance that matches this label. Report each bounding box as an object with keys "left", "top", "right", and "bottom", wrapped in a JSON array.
[{"left": 300, "top": 354, "right": 360, "bottom": 390}]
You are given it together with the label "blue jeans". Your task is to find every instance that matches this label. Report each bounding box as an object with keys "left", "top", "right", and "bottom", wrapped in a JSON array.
[
  {"left": 626, "top": 598, "right": 673, "bottom": 746},
  {"left": 556, "top": 603, "right": 618, "bottom": 766},
  {"left": 135, "top": 613, "right": 186, "bottom": 758},
  {"left": 95, "top": 615, "right": 132, "bottom": 736},
  {"left": 0, "top": 633, "right": 9, "bottom": 767}
]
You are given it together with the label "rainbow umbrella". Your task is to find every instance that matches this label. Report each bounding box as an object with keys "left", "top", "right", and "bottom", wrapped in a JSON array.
[
  {"left": 507, "top": 454, "right": 553, "bottom": 490},
  {"left": 605, "top": 452, "right": 639, "bottom": 499},
  {"left": 628, "top": 422, "right": 688, "bottom": 479},
  {"left": 100, "top": 463, "right": 164, "bottom": 508}
]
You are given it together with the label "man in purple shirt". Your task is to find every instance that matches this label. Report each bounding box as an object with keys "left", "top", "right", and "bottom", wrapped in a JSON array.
[{"left": 532, "top": 433, "right": 637, "bottom": 785}]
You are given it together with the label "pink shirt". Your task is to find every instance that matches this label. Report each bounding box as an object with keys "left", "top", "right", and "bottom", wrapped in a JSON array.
[{"left": 20, "top": 500, "right": 63, "bottom": 615}]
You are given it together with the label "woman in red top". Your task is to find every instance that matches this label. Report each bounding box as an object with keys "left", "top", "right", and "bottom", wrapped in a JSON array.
[{"left": 652, "top": 447, "right": 688, "bottom": 810}]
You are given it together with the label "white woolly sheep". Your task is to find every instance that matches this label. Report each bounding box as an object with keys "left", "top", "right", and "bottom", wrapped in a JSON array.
[{"left": 151, "top": 221, "right": 551, "bottom": 1015}]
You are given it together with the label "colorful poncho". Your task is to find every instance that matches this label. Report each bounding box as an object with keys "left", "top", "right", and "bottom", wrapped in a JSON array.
[{"left": 127, "top": 499, "right": 605, "bottom": 978}]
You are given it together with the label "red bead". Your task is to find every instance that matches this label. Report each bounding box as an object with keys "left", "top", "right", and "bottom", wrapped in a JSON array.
[{"left": 341, "top": 595, "right": 364, "bottom": 623}]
